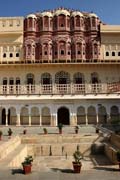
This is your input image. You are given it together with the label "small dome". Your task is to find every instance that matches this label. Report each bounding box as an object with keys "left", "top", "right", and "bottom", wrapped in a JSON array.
[
  {"left": 54, "top": 9, "right": 70, "bottom": 16},
  {"left": 27, "top": 14, "right": 37, "bottom": 19},
  {"left": 71, "top": 11, "right": 83, "bottom": 17},
  {"left": 89, "top": 13, "right": 98, "bottom": 18},
  {"left": 41, "top": 11, "right": 53, "bottom": 18}
]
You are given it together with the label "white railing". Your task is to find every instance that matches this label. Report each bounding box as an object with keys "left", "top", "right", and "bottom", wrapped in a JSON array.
[{"left": 0, "top": 83, "right": 120, "bottom": 96}]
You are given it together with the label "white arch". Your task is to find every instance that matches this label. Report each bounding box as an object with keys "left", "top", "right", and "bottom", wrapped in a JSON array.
[
  {"left": 41, "top": 107, "right": 51, "bottom": 125},
  {"left": 20, "top": 107, "right": 29, "bottom": 125}
]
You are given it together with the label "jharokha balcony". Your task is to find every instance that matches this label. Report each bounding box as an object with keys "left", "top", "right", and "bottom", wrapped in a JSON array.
[{"left": 1, "top": 82, "right": 120, "bottom": 95}]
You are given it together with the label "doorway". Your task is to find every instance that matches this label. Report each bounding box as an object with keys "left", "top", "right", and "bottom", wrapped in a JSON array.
[{"left": 58, "top": 107, "right": 70, "bottom": 125}]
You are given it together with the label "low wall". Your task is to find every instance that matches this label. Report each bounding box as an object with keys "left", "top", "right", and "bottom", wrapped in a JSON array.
[
  {"left": 21, "top": 134, "right": 98, "bottom": 144},
  {"left": 9, "top": 145, "right": 27, "bottom": 168},
  {"left": 0, "top": 136, "right": 21, "bottom": 160},
  {"left": 104, "top": 143, "right": 117, "bottom": 164}
]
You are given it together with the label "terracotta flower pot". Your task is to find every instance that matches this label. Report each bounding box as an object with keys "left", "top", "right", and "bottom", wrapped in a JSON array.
[
  {"left": 59, "top": 129, "right": 62, "bottom": 134},
  {"left": 75, "top": 129, "right": 78, "bottom": 134},
  {"left": 23, "top": 164, "right": 32, "bottom": 174},
  {"left": 72, "top": 162, "right": 82, "bottom": 173}
]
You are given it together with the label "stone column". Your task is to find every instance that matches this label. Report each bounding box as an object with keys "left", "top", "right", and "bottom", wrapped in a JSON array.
[
  {"left": 29, "top": 114, "right": 31, "bottom": 126},
  {"left": 85, "top": 108, "right": 88, "bottom": 125},
  {"left": 85, "top": 114, "right": 88, "bottom": 125},
  {"left": 5, "top": 113, "right": 8, "bottom": 126},
  {"left": 96, "top": 114, "right": 99, "bottom": 124},
  {"left": 16, "top": 113, "right": 21, "bottom": 126},
  {"left": 55, "top": 113, "right": 58, "bottom": 126},
  {"left": 39, "top": 114, "right": 42, "bottom": 126}
]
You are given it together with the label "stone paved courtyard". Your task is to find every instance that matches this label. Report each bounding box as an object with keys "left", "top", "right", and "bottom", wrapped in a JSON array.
[{"left": 0, "top": 125, "right": 119, "bottom": 179}]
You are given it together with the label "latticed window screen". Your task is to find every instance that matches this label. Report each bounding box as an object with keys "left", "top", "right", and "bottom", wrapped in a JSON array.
[
  {"left": 41, "top": 73, "right": 52, "bottom": 84},
  {"left": 55, "top": 71, "right": 70, "bottom": 84},
  {"left": 73, "top": 72, "right": 84, "bottom": 84}
]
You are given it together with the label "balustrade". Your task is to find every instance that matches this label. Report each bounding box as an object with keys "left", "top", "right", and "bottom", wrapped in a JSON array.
[{"left": 0, "top": 82, "right": 119, "bottom": 96}]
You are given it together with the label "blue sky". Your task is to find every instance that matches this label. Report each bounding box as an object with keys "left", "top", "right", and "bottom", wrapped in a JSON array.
[{"left": 1, "top": 0, "right": 120, "bottom": 24}]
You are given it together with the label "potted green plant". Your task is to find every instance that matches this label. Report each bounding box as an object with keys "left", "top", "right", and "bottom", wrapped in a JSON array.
[
  {"left": 58, "top": 123, "right": 63, "bottom": 134},
  {"left": 116, "top": 150, "right": 120, "bottom": 169},
  {"left": 0, "top": 130, "right": 3, "bottom": 140},
  {"left": 8, "top": 128, "right": 13, "bottom": 137},
  {"left": 72, "top": 149, "right": 83, "bottom": 173},
  {"left": 75, "top": 126, "right": 79, "bottom": 134},
  {"left": 22, "top": 155, "right": 33, "bottom": 174},
  {"left": 43, "top": 128, "right": 47, "bottom": 134},
  {"left": 23, "top": 129, "right": 27, "bottom": 135}
]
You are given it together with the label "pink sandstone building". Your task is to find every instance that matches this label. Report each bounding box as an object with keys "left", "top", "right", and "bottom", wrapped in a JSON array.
[{"left": 0, "top": 7, "right": 119, "bottom": 126}]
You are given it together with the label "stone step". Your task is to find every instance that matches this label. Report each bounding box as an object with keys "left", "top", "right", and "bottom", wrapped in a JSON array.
[
  {"left": 21, "top": 134, "right": 98, "bottom": 144},
  {"left": 27, "top": 142, "right": 95, "bottom": 156},
  {"left": 0, "top": 144, "right": 27, "bottom": 169}
]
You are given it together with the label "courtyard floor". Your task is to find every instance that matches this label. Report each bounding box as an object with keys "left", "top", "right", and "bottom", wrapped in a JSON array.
[{"left": 0, "top": 125, "right": 119, "bottom": 179}]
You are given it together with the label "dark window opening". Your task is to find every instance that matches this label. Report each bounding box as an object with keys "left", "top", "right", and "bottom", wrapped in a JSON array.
[
  {"left": 10, "top": 53, "right": 13, "bottom": 58},
  {"left": 16, "top": 79, "right": 20, "bottom": 85},
  {"left": 75, "top": 78, "right": 83, "bottom": 84},
  {"left": 68, "top": 51, "right": 70, "bottom": 55},
  {"left": 9, "top": 79, "right": 14, "bottom": 85},
  {"left": 55, "top": 51, "right": 57, "bottom": 55},
  {"left": 43, "top": 78, "right": 51, "bottom": 84},
  {"left": 106, "top": 52, "right": 109, "bottom": 56},
  {"left": 44, "top": 51, "right": 47, "bottom": 55},
  {"left": 61, "top": 50, "right": 64, "bottom": 55},
  {"left": 3, "top": 79, "right": 7, "bottom": 85},
  {"left": 16, "top": 53, "right": 19, "bottom": 57},
  {"left": 3, "top": 53, "right": 6, "bottom": 58},
  {"left": 78, "top": 51, "right": 81, "bottom": 55},
  {"left": 112, "top": 52, "right": 115, "bottom": 56},
  {"left": 118, "top": 52, "right": 120, "bottom": 56}
]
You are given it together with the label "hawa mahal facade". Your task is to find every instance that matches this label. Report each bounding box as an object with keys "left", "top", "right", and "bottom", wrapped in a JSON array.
[{"left": 0, "top": 8, "right": 119, "bottom": 126}]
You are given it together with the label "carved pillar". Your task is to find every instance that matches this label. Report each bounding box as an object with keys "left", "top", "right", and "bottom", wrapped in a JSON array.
[
  {"left": 29, "top": 114, "right": 31, "bottom": 126},
  {"left": 16, "top": 113, "right": 21, "bottom": 126},
  {"left": 5, "top": 109, "right": 8, "bottom": 126}
]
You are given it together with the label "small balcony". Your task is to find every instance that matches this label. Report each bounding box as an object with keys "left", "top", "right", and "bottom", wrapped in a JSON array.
[{"left": 0, "top": 82, "right": 120, "bottom": 96}]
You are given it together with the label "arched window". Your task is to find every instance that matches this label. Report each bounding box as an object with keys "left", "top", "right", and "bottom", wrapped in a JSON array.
[
  {"left": 16, "top": 77, "right": 20, "bottom": 85},
  {"left": 3, "top": 78, "right": 7, "bottom": 85},
  {"left": 9, "top": 78, "right": 14, "bottom": 85},
  {"left": 112, "top": 52, "right": 115, "bottom": 56},
  {"left": 59, "top": 14, "right": 66, "bottom": 27},
  {"left": 44, "top": 16, "right": 49, "bottom": 28},
  {"left": 91, "top": 72, "right": 99, "bottom": 84},
  {"left": 106, "top": 52, "right": 109, "bottom": 56},
  {"left": 3, "top": 53, "right": 6, "bottom": 58},
  {"left": 59, "top": 41, "right": 66, "bottom": 56},
  {"left": 77, "top": 43, "right": 82, "bottom": 55},
  {"left": 43, "top": 43, "right": 48, "bottom": 56},
  {"left": 16, "top": 53, "right": 19, "bottom": 57},
  {"left": 73, "top": 72, "right": 84, "bottom": 84},
  {"left": 26, "top": 73, "right": 34, "bottom": 84},
  {"left": 55, "top": 71, "right": 70, "bottom": 84},
  {"left": 10, "top": 53, "right": 13, "bottom": 58},
  {"left": 118, "top": 52, "right": 120, "bottom": 56},
  {"left": 76, "top": 15, "right": 80, "bottom": 27},
  {"left": 41, "top": 73, "right": 52, "bottom": 84}
]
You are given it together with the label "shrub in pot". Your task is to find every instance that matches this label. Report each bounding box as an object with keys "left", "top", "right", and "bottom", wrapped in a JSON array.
[
  {"left": 43, "top": 128, "right": 47, "bottom": 134},
  {"left": 8, "top": 128, "right": 13, "bottom": 137},
  {"left": 75, "top": 126, "right": 79, "bottom": 134},
  {"left": 58, "top": 123, "right": 63, "bottom": 134},
  {"left": 22, "top": 155, "right": 33, "bottom": 174},
  {"left": 23, "top": 129, "right": 27, "bottom": 135},
  {"left": 73, "top": 149, "right": 83, "bottom": 173}
]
